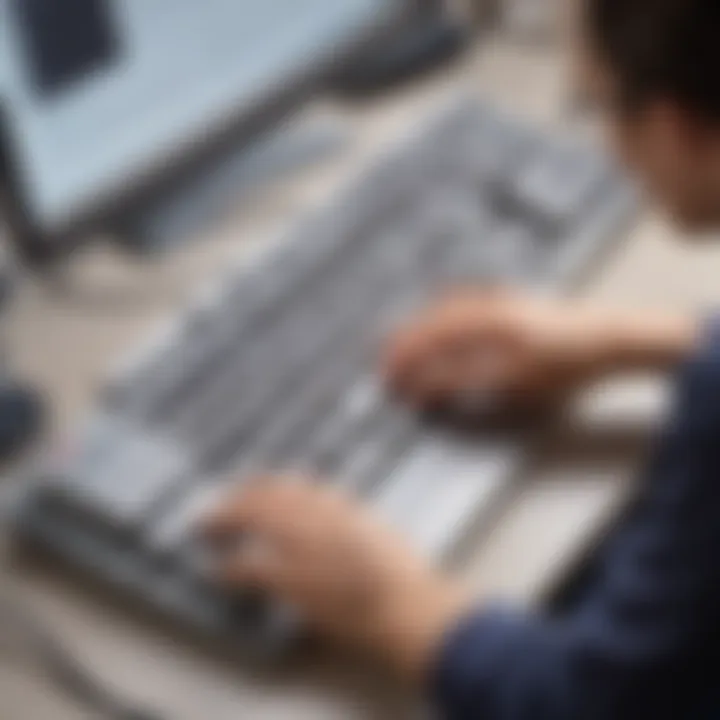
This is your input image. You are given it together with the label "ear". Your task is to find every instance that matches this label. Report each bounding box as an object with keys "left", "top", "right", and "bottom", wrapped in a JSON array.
[{"left": 649, "top": 100, "right": 715, "bottom": 156}]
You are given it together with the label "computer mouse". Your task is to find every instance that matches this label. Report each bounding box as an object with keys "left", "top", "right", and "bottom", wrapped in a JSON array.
[{"left": 0, "top": 382, "right": 45, "bottom": 463}]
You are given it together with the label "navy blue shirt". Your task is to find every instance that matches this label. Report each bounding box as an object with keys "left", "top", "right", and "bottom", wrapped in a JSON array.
[{"left": 431, "top": 321, "right": 720, "bottom": 719}]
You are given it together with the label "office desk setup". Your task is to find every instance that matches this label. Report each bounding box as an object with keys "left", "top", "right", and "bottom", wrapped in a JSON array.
[{"left": 2, "top": 6, "right": 720, "bottom": 718}]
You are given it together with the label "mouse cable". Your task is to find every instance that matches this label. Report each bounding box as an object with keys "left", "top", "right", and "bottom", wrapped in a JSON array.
[{"left": 0, "top": 587, "right": 166, "bottom": 720}]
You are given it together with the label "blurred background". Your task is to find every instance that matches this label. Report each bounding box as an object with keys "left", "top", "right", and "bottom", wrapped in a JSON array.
[{"left": 1, "top": 1, "right": 720, "bottom": 718}]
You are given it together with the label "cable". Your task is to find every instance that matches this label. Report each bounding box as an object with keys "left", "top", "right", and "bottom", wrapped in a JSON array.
[{"left": 0, "top": 588, "right": 166, "bottom": 720}]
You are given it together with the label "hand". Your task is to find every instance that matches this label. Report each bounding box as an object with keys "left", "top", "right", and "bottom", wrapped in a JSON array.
[
  {"left": 203, "top": 478, "right": 472, "bottom": 681},
  {"left": 384, "top": 288, "right": 697, "bottom": 415}
]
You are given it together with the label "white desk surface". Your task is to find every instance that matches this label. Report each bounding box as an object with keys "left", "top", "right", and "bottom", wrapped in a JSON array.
[{"left": 4, "top": 36, "right": 720, "bottom": 720}]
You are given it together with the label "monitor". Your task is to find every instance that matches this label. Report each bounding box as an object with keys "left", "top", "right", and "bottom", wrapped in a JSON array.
[{"left": 0, "top": 0, "right": 408, "bottom": 250}]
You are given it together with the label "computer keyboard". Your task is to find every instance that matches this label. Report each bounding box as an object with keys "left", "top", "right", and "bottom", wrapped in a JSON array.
[{"left": 13, "top": 99, "right": 636, "bottom": 659}]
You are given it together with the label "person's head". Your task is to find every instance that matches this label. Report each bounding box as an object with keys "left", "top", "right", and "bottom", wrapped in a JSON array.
[{"left": 581, "top": 0, "right": 720, "bottom": 231}]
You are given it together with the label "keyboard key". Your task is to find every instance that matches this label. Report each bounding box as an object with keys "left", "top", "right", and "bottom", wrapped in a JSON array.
[
  {"left": 372, "top": 433, "right": 521, "bottom": 558},
  {"left": 44, "top": 415, "right": 192, "bottom": 532},
  {"left": 514, "top": 142, "right": 610, "bottom": 230},
  {"left": 335, "top": 406, "right": 417, "bottom": 495},
  {"left": 301, "top": 376, "right": 385, "bottom": 474},
  {"left": 146, "top": 479, "right": 228, "bottom": 555}
]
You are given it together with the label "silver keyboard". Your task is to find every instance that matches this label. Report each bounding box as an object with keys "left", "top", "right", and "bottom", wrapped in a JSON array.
[{"left": 14, "top": 99, "right": 636, "bottom": 658}]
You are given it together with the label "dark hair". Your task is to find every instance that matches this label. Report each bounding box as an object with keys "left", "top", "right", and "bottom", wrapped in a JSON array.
[{"left": 585, "top": 0, "right": 720, "bottom": 119}]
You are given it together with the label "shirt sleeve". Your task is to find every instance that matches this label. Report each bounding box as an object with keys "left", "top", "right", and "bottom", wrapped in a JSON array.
[{"left": 430, "top": 321, "right": 720, "bottom": 720}]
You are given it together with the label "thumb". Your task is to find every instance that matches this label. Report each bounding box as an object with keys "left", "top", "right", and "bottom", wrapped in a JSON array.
[{"left": 217, "top": 539, "right": 291, "bottom": 595}]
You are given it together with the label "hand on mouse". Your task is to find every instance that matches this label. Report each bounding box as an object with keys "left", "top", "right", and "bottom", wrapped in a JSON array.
[
  {"left": 202, "top": 477, "right": 472, "bottom": 682},
  {"left": 384, "top": 287, "right": 697, "bottom": 416}
]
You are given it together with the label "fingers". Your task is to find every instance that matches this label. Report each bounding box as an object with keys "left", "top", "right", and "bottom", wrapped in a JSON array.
[
  {"left": 201, "top": 477, "right": 352, "bottom": 597},
  {"left": 384, "top": 292, "right": 515, "bottom": 402},
  {"left": 436, "top": 283, "right": 510, "bottom": 306},
  {"left": 201, "top": 477, "right": 316, "bottom": 593},
  {"left": 385, "top": 315, "right": 474, "bottom": 392},
  {"left": 216, "top": 539, "right": 290, "bottom": 595},
  {"left": 394, "top": 346, "right": 509, "bottom": 407},
  {"left": 202, "top": 476, "right": 354, "bottom": 547},
  {"left": 202, "top": 475, "right": 313, "bottom": 546}
]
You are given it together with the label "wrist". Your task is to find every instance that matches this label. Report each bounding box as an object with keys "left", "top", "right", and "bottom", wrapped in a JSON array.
[
  {"left": 591, "top": 310, "right": 699, "bottom": 375},
  {"left": 370, "top": 576, "right": 473, "bottom": 684}
]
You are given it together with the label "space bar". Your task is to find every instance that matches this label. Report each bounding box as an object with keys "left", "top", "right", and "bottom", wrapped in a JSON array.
[{"left": 372, "top": 434, "right": 523, "bottom": 560}]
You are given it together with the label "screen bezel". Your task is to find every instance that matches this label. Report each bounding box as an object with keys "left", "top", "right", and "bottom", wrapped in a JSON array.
[{"left": 0, "top": 0, "right": 415, "bottom": 265}]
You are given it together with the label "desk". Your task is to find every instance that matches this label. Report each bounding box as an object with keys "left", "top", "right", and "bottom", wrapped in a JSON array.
[{"left": 4, "top": 37, "right": 720, "bottom": 720}]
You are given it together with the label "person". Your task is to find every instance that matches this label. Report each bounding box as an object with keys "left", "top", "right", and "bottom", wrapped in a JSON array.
[{"left": 203, "top": 0, "right": 720, "bottom": 716}]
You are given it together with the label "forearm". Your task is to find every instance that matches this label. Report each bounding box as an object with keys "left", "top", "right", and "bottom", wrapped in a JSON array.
[
  {"left": 426, "top": 322, "right": 720, "bottom": 720},
  {"left": 590, "top": 308, "right": 699, "bottom": 375},
  {"left": 367, "top": 574, "right": 474, "bottom": 684}
]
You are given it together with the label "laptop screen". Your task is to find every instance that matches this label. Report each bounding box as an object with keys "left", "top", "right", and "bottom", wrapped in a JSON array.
[{"left": 0, "top": 0, "right": 397, "bottom": 234}]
